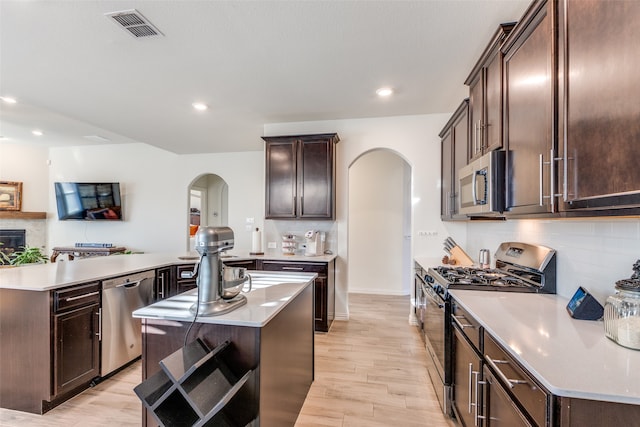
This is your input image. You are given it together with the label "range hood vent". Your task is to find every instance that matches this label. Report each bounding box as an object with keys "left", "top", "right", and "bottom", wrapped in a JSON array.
[{"left": 105, "top": 9, "right": 164, "bottom": 38}]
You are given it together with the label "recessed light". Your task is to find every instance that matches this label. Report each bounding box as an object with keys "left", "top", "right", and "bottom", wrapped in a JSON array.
[
  {"left": 376, "top": 87, "right": 393, "bottom": 97},
  {"left": 32, "top": 130, "right": 43, "bottom": 136},
  {"left": 0, "top": 96, "right": 17, "bottom": 104},
  {"left": 192, "top": 102, "right": 208, "bottom": 111}
]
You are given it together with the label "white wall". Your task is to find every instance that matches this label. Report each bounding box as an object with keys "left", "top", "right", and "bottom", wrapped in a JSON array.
[
  {"left": 0, "top": 142, "right": 49, "bottom": 211},
  {"left": 348, "top": 149, "right": 408, "bottom": 295},
  {"left": 48, "top": 143, "right": 264, "bottom": 255}
]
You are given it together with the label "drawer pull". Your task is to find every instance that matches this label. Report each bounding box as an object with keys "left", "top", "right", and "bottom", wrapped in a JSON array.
[
  {"left": 282, "top": 267, "right": 304, "bottom": 271},
  {"left": 485, "top": 355, "right": 528, "bottom": 389},
  {"left": 65, "top": 291, "right": 99, "bottom": 302},
  {"left": 452, "top": 314, "right": 474, "bottom": 330}
]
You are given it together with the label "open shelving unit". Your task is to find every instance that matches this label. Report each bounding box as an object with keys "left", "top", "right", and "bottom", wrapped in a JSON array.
[{"left": 134, "top": 339, "right": 256, "bottom": 427}]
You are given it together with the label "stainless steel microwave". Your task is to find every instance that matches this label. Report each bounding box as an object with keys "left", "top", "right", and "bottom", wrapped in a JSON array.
[{"left": 458, "top": 150, "right": 505, "bottom": 216}]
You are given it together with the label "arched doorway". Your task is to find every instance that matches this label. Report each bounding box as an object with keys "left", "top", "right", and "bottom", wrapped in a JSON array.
[
  {"left": 347, "top": 149, "right": 412, "bottom": 295},
  {"left": 187, "top": 174, "right": 228, "bottom": 251}
]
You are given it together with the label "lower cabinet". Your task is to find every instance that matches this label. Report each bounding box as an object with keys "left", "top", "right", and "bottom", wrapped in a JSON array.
[
  {"left": 52, "top": 282, "right": 101, "bottom": 398},
  {"left": 154, "top": 266, "right": 173, "bottom": 301},
  {"left": 483, "top": 364, "right": 533, "bottom": 427},
  {"left": 452, "top": 324, "right": 483, "bottom": 427},
  {"left": 261, "top": 259, "right": 335, "bottom": 332},
  {"left": 174, "top": 264, "right": 197, "bottom": 295}
]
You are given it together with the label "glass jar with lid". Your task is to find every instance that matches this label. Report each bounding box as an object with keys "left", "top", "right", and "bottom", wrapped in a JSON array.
[{"left": 604, "top": 279, "right": 640, "bottom": 350}]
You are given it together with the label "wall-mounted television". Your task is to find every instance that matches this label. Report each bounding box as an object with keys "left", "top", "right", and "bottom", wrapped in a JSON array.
[{"left": 54, "top": 182, "right": 123, "bottom": 221}]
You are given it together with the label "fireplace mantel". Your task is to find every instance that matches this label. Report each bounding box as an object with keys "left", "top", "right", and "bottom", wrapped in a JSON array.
[{"left": 0, "top": 212, "right": 46, "bottom": 220}]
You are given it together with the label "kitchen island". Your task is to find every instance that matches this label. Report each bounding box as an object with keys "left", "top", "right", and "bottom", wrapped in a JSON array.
[{"left": 133, "top": 271, "right": 316, "bottom": 427}]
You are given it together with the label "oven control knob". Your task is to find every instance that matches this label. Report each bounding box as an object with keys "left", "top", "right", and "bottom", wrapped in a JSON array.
[
  {"left": 433, "top": 284, "right": 443, "bottom": 294},
  {"left": 424, "top": 275, "right": 434, "bottom": 284}
]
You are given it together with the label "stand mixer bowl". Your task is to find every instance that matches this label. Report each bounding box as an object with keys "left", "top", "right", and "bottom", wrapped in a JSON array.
[{"left": 221, "top": 266, "right": 252, "bottom": 299}]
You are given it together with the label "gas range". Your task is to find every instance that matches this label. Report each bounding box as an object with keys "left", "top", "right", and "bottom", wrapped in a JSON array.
[{"left": 428, "top": 241, "right": 557, "bottom": 295}]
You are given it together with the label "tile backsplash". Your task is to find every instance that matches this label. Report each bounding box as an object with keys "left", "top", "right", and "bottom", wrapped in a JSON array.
[{"left": 466, "top": 218, "right": 640, "bottom": 303}]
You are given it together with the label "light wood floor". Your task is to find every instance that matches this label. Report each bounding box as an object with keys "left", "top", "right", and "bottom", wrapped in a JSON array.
[{"left": 0, "top": 293, "right": 455, "bottom": 427}]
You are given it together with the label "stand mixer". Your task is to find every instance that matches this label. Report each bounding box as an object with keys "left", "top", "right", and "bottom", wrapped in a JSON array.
[{"left": 182, "top": 226, "right": 251, "bottom": 316}]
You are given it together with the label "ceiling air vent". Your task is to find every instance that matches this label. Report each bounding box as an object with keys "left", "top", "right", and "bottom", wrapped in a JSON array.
[{"left": 105, "top": 9, "right": 164, "bottom": 38}]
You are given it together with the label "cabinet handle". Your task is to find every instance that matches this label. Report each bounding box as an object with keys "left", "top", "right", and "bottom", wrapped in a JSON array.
[
  {"left": 282, "top": 266, "right": 304, "bottom": 271},
  {"left": 116, "top": 280, "right": 141, "bottom": 289},
  {"left": 158, "top": 275, "right": 165, "bottom": 299},
  {"left": 485, "top": 355, "right": 528, "bottom": 389},
  {"left": 468, "top": 363, "right": 473, "bottom": 414},
  {"left": 65, "top": 291, "right": 99, "bottom": 302},
  {"left": 474, "top": 371, "right": 485, "bottom": 426},
  {"left": 96, "top": 308, "right": 102, "bottom": 341},
  {"left": 539, "top": 153, "right": 544, "bottom": 206},
  {"left": 452, "top": 314, "right": 473, "bottom": 330}
]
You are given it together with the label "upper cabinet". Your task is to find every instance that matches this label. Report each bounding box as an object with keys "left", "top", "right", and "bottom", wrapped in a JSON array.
[
  {"left": 465, "top": 22, "right": 516, "bottom": 162},
  {"left": 262, "top": 133, "right": 339, "bottom": 220},
  {"left": 440, "top": 99, "right": 469, "bottom": 221},
  {"left": 556, "top": 0, "right": 640, "bottom": 213},
  {"left": 502, "top": 0, "right": 555, "bottom": 215}
]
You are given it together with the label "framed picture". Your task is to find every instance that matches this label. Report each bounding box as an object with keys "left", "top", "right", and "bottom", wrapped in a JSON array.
[{"left": 0, "top": 181, "right": 22, "bottom": 211}]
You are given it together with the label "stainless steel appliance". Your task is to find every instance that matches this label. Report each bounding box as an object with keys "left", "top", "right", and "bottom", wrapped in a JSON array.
[
  {"left": 418, "top": 242, "right": 556, "bottom": 416},
  {"left": 459, "top": 150, "right": 505, "bottom": 216},
  {"left": 183, "top": 226, "right": 249, "bottom": 316},
  {"left": 101, "top": 270, "right": 154, "bottom": 376},
  {"left": 304, "top": 230, "right": 325, "bottom": 256}
]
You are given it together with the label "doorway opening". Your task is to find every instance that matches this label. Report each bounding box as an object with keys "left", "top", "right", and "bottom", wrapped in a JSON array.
[
  {"left": 187, "top": 174, "right": 228, "bottom": 251},
  {"left": 347, "top": 149, "right": 412, "bottom": 295}
]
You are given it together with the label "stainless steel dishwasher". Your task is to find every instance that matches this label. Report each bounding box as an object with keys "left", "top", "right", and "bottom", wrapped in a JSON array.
[{"left": 101, "top": 270, "right": 154, "bottom": 377}]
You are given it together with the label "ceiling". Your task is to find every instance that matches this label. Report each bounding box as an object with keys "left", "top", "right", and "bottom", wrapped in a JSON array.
[{"left": 0, "top": 0, "right": 530, "bottom": 155}]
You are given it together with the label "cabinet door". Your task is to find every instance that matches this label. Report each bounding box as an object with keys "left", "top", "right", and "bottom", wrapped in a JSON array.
[
  {"left": 503, "top": 0, "right": 554, "bottom": 215},
  {"left": 53, "top": 304, "right": 100, "bottom": 396},
  {"left": 484, "top": 52, "right": 503, "bottom": 153},
  {"left": 557, "top": 0, "right": 640, "bottom": 212},
  {"left": 298, "top": 138, "right": 335, "bottom": 219},
  {"left": 441, "top": 129, "right": 454, "bottom": 219},
  {"left": 314, "top": 275, "right": 328, "bottom": 331},
  {"left": 453, "top": 326, "right": 483, "bottom": 427},
  {"left": 483, "top": 365, "right": 533, "bottom": 427},
  {"left": 265, "top": 140, "right": 297, "bottom": 219},
  {"left": 155, "top": 267, "right": 173, "bottom": 301},
  {"left": 469, "top": 77, "right": 485, "bottom": 161},
  {"left": 452, "top": 103, "right": 469, "bottom": 216},
  {"left": 222, "top": 259, "right": 258, "bottom": 270}
]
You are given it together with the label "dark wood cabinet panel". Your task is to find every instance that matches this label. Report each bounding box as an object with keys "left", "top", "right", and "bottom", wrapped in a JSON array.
[
  {"left": 222, "top": 258, "right": 259, "bottom": 270},
  {"left": 154, "top": 266, "right": 173, "bottom": 301},
  {"left": 503, "top": 0, "right": 555, "bottom": 215},
  {"left": 557, "top": 0, "right": 640, "bottom": 212},
  {"left": 440, "top": 99, "right": 469, "bottom": 220},
  {"left": 53, "top": 303, "right": 100, "bottom": 396},
  {"left": 264, "top": 140, "right": 298, "bottom": 218},
  {"left": 452, "top": 326, "right": 482, "bottom": 427},
  {"left": 261, "top": 259, "right": 335, "bottom": 332},
  {"left": 466, "top": 23, "right": 515, "bottom": 162},
  {"left": 263, "top": 133, "right": 339, "bottom": 220},
  {"left": 483, "top": 365, "right": 533, "bottom": 427}
]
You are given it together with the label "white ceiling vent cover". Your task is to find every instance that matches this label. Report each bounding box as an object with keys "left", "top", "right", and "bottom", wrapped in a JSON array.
[{"left": 105, "top": 9, "right": 164, "bottom": 38}]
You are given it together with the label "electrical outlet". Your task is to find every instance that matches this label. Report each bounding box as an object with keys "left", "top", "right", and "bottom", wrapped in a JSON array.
[
  {"left": 267, "top": 242, "right": 277, "bottom": 249},
  {"left": 418, "top": 230, "right": 438, "bottom": 237}
]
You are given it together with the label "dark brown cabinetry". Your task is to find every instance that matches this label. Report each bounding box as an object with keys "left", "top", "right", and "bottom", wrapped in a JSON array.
[
  {"left": 261, "top": 259, "right": 335, "bottom": 332},
  {"left": 222, "top": 258, "right": 259, "bottom": 270},
  {"left": 466, "top": 23, "right": 515, "bottom": 161},
  {"left": 262, "top": 133, "right": 339, "bottom": 220},
  {"left": 154, "top": 266, "right": 173, "bottom": 301},
  {"left": 52, "top": 282, "right": 101, "bottom": 397},
  {"left": 556, "top": 0, "right": 640, "bottom": 213},
  {"left": 440, "top": 99, "right": 469, "bottom": 220},
  {"left": 174, "top": 264, "right": 197, "bottom": 295},
  {"left": 451, "top": 302, "right": 483, "bottom": 427},
  {"left": 502, "top": 0, "right": 555, "bottom": 216}
]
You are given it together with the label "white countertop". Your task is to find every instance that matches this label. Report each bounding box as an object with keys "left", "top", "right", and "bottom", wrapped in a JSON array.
[
  {"left": 133, "top": 271, "right": 315, "bottom": 327},
  {"left": 0, "top": 252, "right": 337, "bottom": 291},
  {"left": 449, "top": 289, "right": 640, "bottom": 405}
]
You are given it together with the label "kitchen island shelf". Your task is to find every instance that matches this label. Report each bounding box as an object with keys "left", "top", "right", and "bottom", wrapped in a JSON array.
[{"left": 135, "top": 338, "right": 255, "bottom": 427}]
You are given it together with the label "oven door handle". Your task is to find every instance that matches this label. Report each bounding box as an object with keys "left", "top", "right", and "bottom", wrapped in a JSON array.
[{"left": 423, "top": 284, "right": 445, "bottom": 309}]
